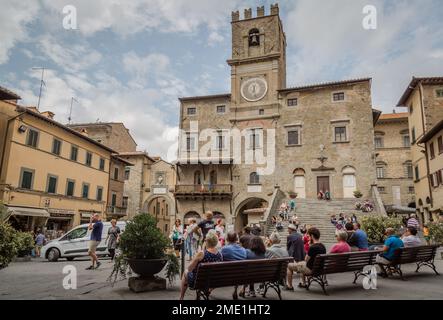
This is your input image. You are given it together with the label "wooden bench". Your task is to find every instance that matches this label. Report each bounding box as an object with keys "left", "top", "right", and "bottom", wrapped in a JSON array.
[
  {"left": 305, "top": 250, "right": 382, "bottom": 295},
  {"left": 191, "top": 257, "right": 292, "bottom": 300},
  {"left": 380, "top": 245, "right": 440, "bottom": 280}
]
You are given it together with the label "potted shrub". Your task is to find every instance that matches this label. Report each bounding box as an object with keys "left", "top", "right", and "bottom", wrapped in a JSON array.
[
  {"left": 14, "top": 232, "right": 34, "bottom": 259},
  {"left": 0, "top": 221, "right": 18, "bottom": 269},
  {"left": 353, "top": 190, "right": 363, "bottom": 199},
  {"left": 108, "top": 214, "right": 179, "bottom": 292},
  {"left": 360, "top": 215, "right": 402, "bottom": 246},
  {"left": 428, "top": 222, "right": 443, "bottom": 245}
]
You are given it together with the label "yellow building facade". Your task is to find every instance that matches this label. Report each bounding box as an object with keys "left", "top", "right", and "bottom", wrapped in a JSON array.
[{"left": 0, "top": 89, "right": 115, "bottom": 236}]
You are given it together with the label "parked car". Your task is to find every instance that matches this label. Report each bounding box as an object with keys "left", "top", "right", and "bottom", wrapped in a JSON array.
[{"left": 41, "top": 221, "right": 126, "bottom": 262}]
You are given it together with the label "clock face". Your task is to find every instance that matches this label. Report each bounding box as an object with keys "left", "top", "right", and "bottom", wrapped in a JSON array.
[{"left": 241, "top": 77, "right": 268, "bottom": 102}]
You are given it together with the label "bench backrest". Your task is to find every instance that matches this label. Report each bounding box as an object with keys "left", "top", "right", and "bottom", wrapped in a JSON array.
[
  {"left": 193, "top": 257, "right": 292, "bottom": 290},
  {"left": 391, "top": 245, "right": 439, "bottom": 265},
  {"left": 311, "top": 250, "right": 382, "bottom": 276}
]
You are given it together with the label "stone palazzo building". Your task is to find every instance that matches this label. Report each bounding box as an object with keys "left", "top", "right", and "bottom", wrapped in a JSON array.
[{"left": 175, "top": 5, "right": 379, "bottom": 230}]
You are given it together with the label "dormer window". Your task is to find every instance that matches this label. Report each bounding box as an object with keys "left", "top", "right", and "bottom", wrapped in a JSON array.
[{"left": 248, "top": 29, "right": 260, "bottom": 46}]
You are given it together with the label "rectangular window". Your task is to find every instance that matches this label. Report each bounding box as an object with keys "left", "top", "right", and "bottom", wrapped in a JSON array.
[
  {"left": 333, "top": 92, "right": 345, "bottom": 101},
  {"left": 403, "top": 135, "right": 411, "bottom": 147},
  {"left": 335, "top": 127, "right": 347, "bottom": 142},
  {"left": 408, "top": 186, "right": 415, "bottom": 194},
  {"left": 249, "top": 129, "right": 261, "bottom": 149},
  {"left": 374, "top": 137, "right": 384, "bottom": 148},
  {"left": 216, "top": 105, "right": 226, "bottom": 114},
  {"left": 111, "top": 193, "right": 117, "bottom": 206},
  {"left": 46, "top": 175, "right": 58, "bottom": 194},
  {"left": 414, "top": 166, "right": 419, "bottom": 181},
  {"left": 124, "top": 168, "right": 130, "bottom": 180},
  {"left": 52, "top": 139, "right": 62, "bottom": 155},
  {"left": 411, "top": 127, "right": 416, "bottom": 144},
  {"left": 259, "top": 109, "right": 264, "bottom": 115},
  {"left": 436, "top": 89, "right": 443, "bottom": 98},
  {"left": 122, "top": 196, "right": 128, "bottom": 208},
  {"left": 287, "top": 129, "right": 300, "bottom": 146},
  {"left": 70, "top": 146, "right": 78, "bottom": 161},
  {"left": 377, "top": 186, "right": 385, "bottom": 193},
  {"left": 20, "top": 168, "right": 34, "bottom": 190},
  {"left": 187, "top": 107, "right": 196, "bottom": 115},
  {"left": 66, "top": 180, "right": 75, "bottom": 197},
  {"left": 85, "top": 152, "right": 92, "bottom": 166},
  {"left": 405, "top": 164, "right": 413, "bottom": 179},
  {"left": 215, "top": 134, "right": 225, "bottom": 150},
  {"left": 99, "top": 158, "right": 105, "bottom": 171},
  {"left": 376, "top": 167, "right": 385, "bottom": 179},
  {"left": 186, "top": 134, "right": 196, "bottom": 151},
  {"left": 430, "top": 142, "right": 435, "bottom": 159},
  {"left": 82, "top": 183, "right": 89, "bottom": 199},
  {"left": 26, "top": 129, "right": 39, "bottom": 148},
  {"left": 114, "top": 167, "right": 119, "bottom": 180},
  {"left": 96, "top": 187, "right": 103, "bottom": 201},
  {"left": 438, "top": 136, "right": 443, "bottom": 154},
  {"left": 287, "top": 98, "right": 298, "bottom": 107}
]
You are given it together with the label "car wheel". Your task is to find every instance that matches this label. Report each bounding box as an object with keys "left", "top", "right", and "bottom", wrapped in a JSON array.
[
  {"left": 66, "top": 257, "right": 75, "bottom": 261},
  {"left": 47, "top": 248, "right": 60, "bottom": 262}
]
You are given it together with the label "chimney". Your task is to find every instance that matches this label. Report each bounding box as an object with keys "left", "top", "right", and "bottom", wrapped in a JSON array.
[
  {"left": 41, "top": 111, "right": 55, "bottom": 119},
  {"left": 231, "top": 10, "right": 239, "bottom": 22},
  {"left": 80, "top": 128, "right": 88, "bottom": 137},
  {"left": 257, "top": 6, "right": 265, "bottom": 17},
  {"left": 270, "top": 3, "right": 279, "bottom": 15},
  {"left": 244, "top": 8, "right": 252, "bottom": 19}
]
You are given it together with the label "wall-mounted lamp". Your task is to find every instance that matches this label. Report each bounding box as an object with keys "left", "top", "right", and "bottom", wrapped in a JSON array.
[{"left": 18, "top": 125, "right": 27, "bottom": 133}]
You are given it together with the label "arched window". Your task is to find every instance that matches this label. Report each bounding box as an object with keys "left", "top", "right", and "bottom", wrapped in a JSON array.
[
  {"left": 249, "top": 172, "right": 260, "bottom": 184},
  {"left": 248, "top": 28, "right": 260, "bottom": 46},
  {"left": 194, "top": 171, "right": 202, "bottom": 185}
]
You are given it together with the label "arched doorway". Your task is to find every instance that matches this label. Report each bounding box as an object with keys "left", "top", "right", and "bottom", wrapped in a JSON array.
[
  {"left": 235, "top": 198, "right": 268, "bottom": 232},
  {"left": 184, "top": 211, "right": 201, "bottom": 226},
  {"left": 144, "top": 195, "right": 174, "bottom": 236},
  {"left": 293, "top": 168, "right": 306, "bottom": 199},
  {"left": 342, "top": 166, "right": 357, "bottom": 198}
]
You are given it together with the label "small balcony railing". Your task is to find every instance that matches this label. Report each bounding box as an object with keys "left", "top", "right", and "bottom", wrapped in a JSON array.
[
  {"left": 174, "top": 184, "right": 232, "bottom": 197},
  {"left": 107, "top": 206, "right": 127, "bottom": 216}
]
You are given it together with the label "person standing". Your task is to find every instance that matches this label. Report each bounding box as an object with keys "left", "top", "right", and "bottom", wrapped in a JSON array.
[
  {"left": 87, "top": 213, "right": 103, "bottom": 270},
  {"left": 106, "top": 219, "right": 120, "bottom": 261},
  {"left": 215, "top": 218, "right": 225, "bottom": 246},
  {"left": 171, "top": 219, "right": 184, "bottom": 258},
  {"left": 407, "top": 214, "right": 420, "bottom": 229},
  {"left": 193, "top": 211, "right": 215, "bottom": 243},
  {"left": 286, "top": 224, "right": 306, "bottom": 290},
  {"left": 34, "top": 230, "right": 46, "bottom": 258}
]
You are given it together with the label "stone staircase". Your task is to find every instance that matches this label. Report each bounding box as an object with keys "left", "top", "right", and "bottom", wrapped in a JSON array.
[{"left": 265, "top": 198, "right": 373, "bottom": 244}]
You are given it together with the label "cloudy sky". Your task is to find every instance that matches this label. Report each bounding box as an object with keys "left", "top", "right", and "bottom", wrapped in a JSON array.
[{"left": 1, "top": 0, "right": 442, "bottom": 160}]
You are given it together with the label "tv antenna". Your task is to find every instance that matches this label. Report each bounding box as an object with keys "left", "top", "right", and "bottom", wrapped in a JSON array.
[
  {"left": 31, "top": 67, "right": 46, "bottom": 110},
  {"left": 68, "top": 97, "right": 79, "bottom": 124}
]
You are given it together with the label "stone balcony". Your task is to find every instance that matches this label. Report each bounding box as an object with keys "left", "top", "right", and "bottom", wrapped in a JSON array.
[{"left": 174, "top": 184, "right": 232, "bottom": 199}]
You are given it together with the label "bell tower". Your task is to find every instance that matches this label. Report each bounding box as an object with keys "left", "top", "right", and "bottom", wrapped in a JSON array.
[{"left": 228, "top": 4, "right": 286, "bottom": 107}]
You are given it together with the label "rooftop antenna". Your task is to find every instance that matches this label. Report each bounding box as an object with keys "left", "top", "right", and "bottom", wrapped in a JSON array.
[
  {"left": 68, "top": 97, "right": 79, "bottom": 124},
  {"left": 32, "top": 67, "right": 46, "bottom": 110}
]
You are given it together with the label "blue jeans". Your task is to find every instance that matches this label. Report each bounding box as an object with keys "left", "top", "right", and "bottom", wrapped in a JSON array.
[{"left": 185, "top": 237, "right": 193, "bottom": 258}]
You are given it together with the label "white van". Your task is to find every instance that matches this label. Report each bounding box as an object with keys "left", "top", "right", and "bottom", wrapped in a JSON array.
[{"left": 40, "top": 221, "right": 126, "bottom": 262}]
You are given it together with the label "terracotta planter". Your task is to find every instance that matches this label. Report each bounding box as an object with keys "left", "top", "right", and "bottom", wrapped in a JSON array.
[{"left": 126, "top": 258, "right": 167, "bottom": 279}]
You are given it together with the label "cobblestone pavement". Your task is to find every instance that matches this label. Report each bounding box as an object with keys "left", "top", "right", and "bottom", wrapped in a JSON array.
[{"left": 1, "top": 254, "right": 442, "bottom": 300}]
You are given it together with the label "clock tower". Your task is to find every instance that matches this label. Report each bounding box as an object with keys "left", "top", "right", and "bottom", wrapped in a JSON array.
[{"left": 228, "top": 4, "right": 286, "bottom": 109}]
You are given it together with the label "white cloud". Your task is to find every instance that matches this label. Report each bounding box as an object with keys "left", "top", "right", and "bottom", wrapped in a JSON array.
[
  {"left": 0, "top": 0, "right": 40, "bottom": 64},
  {"left": 208, "top": 31, "right": 225, "bottom": 47},
  {"left": 284, "top": 0, "right": 443, "bottom": 112}
]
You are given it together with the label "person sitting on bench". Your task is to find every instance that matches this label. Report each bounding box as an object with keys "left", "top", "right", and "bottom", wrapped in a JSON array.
[{"left": 375, "top": 228, "right": 404, "bottom": 275}]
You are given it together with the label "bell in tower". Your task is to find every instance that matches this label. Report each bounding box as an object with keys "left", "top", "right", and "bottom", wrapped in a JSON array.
[{"left": 248, "top": 28, "right": 260, "bottom": 46}]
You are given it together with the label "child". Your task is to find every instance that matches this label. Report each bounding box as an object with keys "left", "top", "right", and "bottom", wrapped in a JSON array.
[{"left": 423, "top": 224, "right": 430, "bottom": 245}]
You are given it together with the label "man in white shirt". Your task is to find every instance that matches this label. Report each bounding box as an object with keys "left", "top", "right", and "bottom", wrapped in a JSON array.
[{"left": 401, "top": 227, "right": 422, "bottom": 247}]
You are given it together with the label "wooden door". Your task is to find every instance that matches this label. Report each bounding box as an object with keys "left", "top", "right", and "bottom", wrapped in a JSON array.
[{"left": 317, "top": 176, "right": 330, "bottom": 194}]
